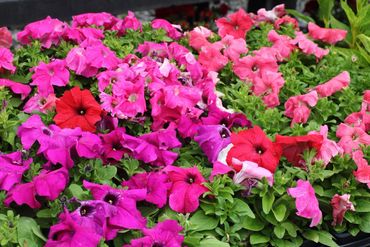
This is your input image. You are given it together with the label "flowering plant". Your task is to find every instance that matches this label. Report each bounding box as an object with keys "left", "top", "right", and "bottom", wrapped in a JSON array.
[{"left": 0, "top": 3, "right": 369, "bottom": 247}]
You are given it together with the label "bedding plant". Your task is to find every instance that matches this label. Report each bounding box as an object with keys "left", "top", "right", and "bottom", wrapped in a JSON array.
[{"left": 0, "top": 2, "right": 369, "bottom": 247}]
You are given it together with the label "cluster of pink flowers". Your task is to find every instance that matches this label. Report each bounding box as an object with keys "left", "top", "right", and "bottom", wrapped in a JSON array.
[{"left": 0, "top": 4, "right": 367, "bottom": 246}]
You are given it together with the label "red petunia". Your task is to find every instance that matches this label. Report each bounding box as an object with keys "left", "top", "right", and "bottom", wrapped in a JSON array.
[
  {"left": 215, "top": 8, "right": 253, "bottom": 39},
  {"left": 54, "top": 87, "right": 102, "bottom": 132},
  {"left": 275, "top": 134, "right": 323, "bottom": 168},
  {"left": 226, "top": 126, "right": 282, "bottom": 173}
]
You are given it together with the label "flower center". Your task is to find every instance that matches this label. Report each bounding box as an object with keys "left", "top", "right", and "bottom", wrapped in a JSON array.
[
  {"left": 219, "top": 128, "right": 230, "bottom": 138},
  {"left": 104, "top": 193, "right": 118, "bottom": 205},
  {"left": 42, "top": 127, "right": 52, "bottom": 136},
  {"left": 77, "top": 108, "right": 86, "bottom": 115},
  {"left": 252, "top": 65, "right": 258, "bottom": 72},
  {"left": 186, "top": 174, "right": 196, "bottom": 184},
  {"left": 80, "top": 204, "right": 94, "bottom": 217},
  {"left": 128, "top": 94, "right": 137, "bottom": 103},
  {"left": 255, "top": 146, "right": 265, "bottom": 154},
  {"left": 152, "top": 243, "right": 164, "bottom": 247},
  {"left": 234, "top": 25, "right": 239, "bottom": 30}
]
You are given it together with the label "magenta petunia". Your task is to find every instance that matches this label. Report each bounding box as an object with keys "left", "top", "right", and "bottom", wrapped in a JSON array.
[
  {"left": 30, "top": 59, "right": 70, "bottom": 97},
  {"left": 63, "top": 26, "right": 104, "bottom": 44},
  {"left": 287, "top": 179, "right": 322, "bottom": 227},
  {"left": 151, "top": 19, "right": 182, "bottom": 40},
  {"left": 76, "top": 132, "right": 103, "bottom": 159},
  {"left": 46, "top": 209, "right": 102, "bottom": 247},
  {"left": 72, "top": 12, "right": 118, "bottom": 29},
  {"left": 0, "top": 79, "right": 31, "bottom": 100},
  {"left": 100, "top": 127, "right": 129, "bottom": 162},
  {"left": 0, "top": 48, "right": 16, "bottom": 73},
  {"left": 113, "top": 11, "right": 142, "bottom": 35},
  {"left": 125, "top": 220, "right": 184, "bottom": 247},
  {"left": 0, "top": 151, "right": 31, "bottom": 191},
  {"left": 83, "top": 181, "right": 147, "bottom": 230},
  {"left": 122, "top": 171, "right": 172, "bottom": 208},
  {"left": 165, "top": 166, "right": 208, "bottom": 213},
  {"left": 194, "top": 125, "right": 231, "bottom": 163}
]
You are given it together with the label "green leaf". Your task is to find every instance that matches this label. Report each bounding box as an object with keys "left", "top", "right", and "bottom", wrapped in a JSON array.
[
  {"left": 303, "top": 229, "right": 319, "bottom": 243},
  {"left": 355, "top": 199, "right": 370, "bottom": 212},
  {"left": 359, "top": 213, "right": 370, "bottom": 233},
  {"left": 318, "top": 0, "right": 334, "bottom": 26},
  {"left": 262, "top": 191, "right": 275, "bottom": 214},
  {"left": 250, "top": 233, "right": 270, "bottom": 244},
  {"left": 233, "top": 198, "right": 255, "bottom": 218},
  {"left": 189, "top": 210, "right": 219, "bottom": 232},
  {"left": 241, "top": 215, "right": 265, "bottom": 231},
  {"left": 184, "top": 235, "right": 202, "bottom": 247},
  {"left": 286, "top": 9, "right": 315, "bottom": 23},
  {"left": 317, "top": 231, "right": 339, "bottom": 247},
  {"left": 274, "top": 225, "right": 286, "bottom": 239},
  {"left": 68, "top": 184, "right": 89, "bottom": 200},
  {"left": 272, "top": 204, "right": 287, "bottom": 222},
  {"left": 17, "top": 217, "right": 46, "bottom": 247},
  {"left": 199, "top": 237, "right": 230, "bottom": 247},
  {"left": 281, "top": 222, "right": 298, "bottom": 238}
]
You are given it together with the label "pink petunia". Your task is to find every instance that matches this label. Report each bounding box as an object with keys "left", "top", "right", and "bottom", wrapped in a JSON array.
[
  {"left": 233, "top": 54, "right": 278, "bottom": 82},
  {"left": 30, "top": 59, "right": 70, "bottom": 96},
  {"left": 0, "top": 79, "right": 31, "bottom": 100},
  {"left": 285, "top": 91, "right": 318, "bottom": 126},
  {"left": 215, "top": 8, "right": 253, "bottom": 39},
  {"left": 113, "top": 11, "right": 142, "bottom": 35},
  {"left": 336, "top": 123, "right": 370, "bottom": 154},
  {"left": 151, "top": 19, "right": 182, "bottom": 40},
  {"left": 330, "top": 194, "right": 355, "bottom": 226},
  {"left": 72, "top": 12, "right": 118, "bottom": 29},
  {"left": 188, "top": 26, "right": 213, "bottom": 51},
  {"left": 308, "top": 125, "right": 343, "bottom": 165},
  {"left": 287, "top": 179, "right": 322, "bottom": 227},
  {"left": 231, "top": 159, "right": 274, "bottom": 186},
  {"left": 252, "top": 70, "right": 285, "bottom": 107},
  {"left": 0, "top": 27, "right": 12, "bottom": 48},
  {"left": 198, "top": 44, "right": 229, "bottom": 72},
  {"left": 76, "top": 132, "right": 103, "bottom": 159},
  {"left": 0, "top": 151, "right": 31, "bottom": 191},
  {"left": 314, "top": 71, "right": 350, "bottom": 98},
  {"left": 0, "top": 48, "right": 16, "bottom": 73},
  {"left": 165, "top": 166, "right": 208, "bottom": 213},
  {"left": 17, "top": 16, "right": 67, "bottom": 48},
  {"left": 293, "top": 31, "right": 329, "bottom": 60},
  {"left": 254, "top": 4, "right": 286, "bottom": 22},
  {"left": 122, "top": 171, "right": 172, "bottom": 208},
  {"left": 308, "top": 22, "right": 347, "bottom": 44},
  {"left": 125, "top": 220, "right": 184, "bottom": 247},
  {"left": 267, "top": 30, "right": 296, "bottom": 60},
  {"left": 23, "top": 93, "right": 57, "bottom": 114},
  {"left": 352, "top": 150, "right": 370, "bottom": 188},
  {"left": 66, "top": 47, "right": 99, "bottom": 78},
  {"left": 219, "top": 35, "right": 248, "bottom": 62}
]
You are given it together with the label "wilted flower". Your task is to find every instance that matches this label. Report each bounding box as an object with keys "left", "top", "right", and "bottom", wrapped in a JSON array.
[{"left": 330, "top": 194, "right": 355, "bottom": 226}]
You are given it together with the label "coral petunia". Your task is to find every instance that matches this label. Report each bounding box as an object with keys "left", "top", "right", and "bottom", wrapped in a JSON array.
[
  {"left": 54, "top": 87, "right": 102, "bottom": 132},
  {"left": 0, "top": 27, "right": 12, "bottom": 48},
  {"left": 308, "top": 22, "right": 347, "bottom": 44},
  {"left": 215, "top": 8, "right": 253, "bottom": 39}
]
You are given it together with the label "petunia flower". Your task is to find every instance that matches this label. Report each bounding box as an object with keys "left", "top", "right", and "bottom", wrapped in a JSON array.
[
  {"left": 252, "top": 70, "right": 285, "bottom": 107},
  {"left": 5, "top": 168, "right": 69, "bottom": 208},
  {"left": 254, "top": 4, "right": 286, "bottom": 22},
  {"left": 17, "top": 16, "right": 67, "bottom": 48},
  {"left": 72, "top": 12, "right": 118, "bottom": 29},
  {"left": 293, "top": 31, "right": 329, "bottom": 60},
  {"left": 125, "top": 220, "right": 184, "bottom": 247},
  {"left": 308, "top": 22, "right": 347, "bottom": 44},
  {"left": 122, "top": 171, "right": 172, "bottom": 208},
  {"left": 233, "top": 54, "right": 278, "bottom": 82},
  {"left": 63, "top": 26, "right": 104, "bottom": 44},
  {"left": 215, "top": 8, "right": 253, "bottom": 39},
  {"left": 0, "top": 48, "right": 16, "bottom": 73},
  {"left": 23, "top": 93, "right": 57, "bottom": 114},
  {"left": 0, "top": 151, "right": 31, "bottom": 191},
  {"left": 0, "top": 27, "right": 12, "bottom": 48},
  {"left": 113, "top": 11, "right": 142, "bottom": 35},
  {"left": 198, "top": 44, "right": 229, "bottom": 72},
  {"left": 194, "top": 125, "right": 231, "bottom": 163},
  {"left": 0, "top": 79, "right": 31, "bottom": 100},
  {"left": 100, "top": 127, "right": 129, "bottom": 163},
  {"left": 65, "top": 46, "right": 99, "bottom": 77},
  {"left": 308, "top": 125, "right": 343, "bottom": 166},
  {"left": 46, "top": 209, "right": 102, "bottom": 247},
  {"left": 226, "top": 126, "right": 282, "bottom": 173},
  {"left": 275, "top": 134, "right": 323, "bottom": 168},
  {"left": 336, "top": 123, "right": 370, "bottom": 154},
  {"left": 285, "top": 91, "right": 318, "bottom": 126},
  {"left": 30, "top": 59, "right": 70, "bottom": 97},
  {"left": 76, "top": 132, "right": 103, "bottom": 159},
  {"left": 83, "top": 181, "right": 147, "bottom": 230},
  {"left": 54, "top": 87, "right": 102, "bottom": 132},
  {"left": 314, "top": 71, "right": 350, "bottom": 98},
  {"left": 165, "top": 166, "right": 208, "bottom": 213},
  {"left": 274, "top": 16, "right": 299, "bottom": 30},
  {"left": 151, "top": 19, "right": 182, "bottom": 40},
  {"left": 188, "top": 26, "right": 213, "bottom": 51},
  {"left": 219, "top": 35, "right": 248, "bottom": 62},
  {"left": 231, "top": 158, "right": 274, "bottom": 186},
  {"left": 330, "top": 194, "right": 355, "bottom": 226},
  {"left": 267, "top": 30, "right": 296, "bottom": 60},
  {"left": 352, "top": 150, "right": 370, "bottom": 188},
  {"left": 287, "top": 179, "right": 322, "bottom": 227}
]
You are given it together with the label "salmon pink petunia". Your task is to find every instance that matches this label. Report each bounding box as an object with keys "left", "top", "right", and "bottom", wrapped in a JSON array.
[
  {"left": 0, "top": 27, "right": 12, "bottom": 48},
  {"left": 308, "top": 22, "right": 347, "bottom": 44},
  {"left": 293, "top": 31, "right": 329, "bottom": 60},
  {"left": 54, "top": 87, "right": 102, "bottom": 132},
  {"left": 285, "top": 91, "right": 318, "bottom": 126},
  {"left": 198, "top": 44, "right": 229, "bottom": 72},
  {"left": 226, "top": 126, "right": 282, "bottom": 173},
  {"left": 23, "top": 93, "right": 57, "bottom": 114},
  {"left": 336, "top": 123, "right": 370, "bottom": 154},
  {"left": 215, "top": 8, "right": 253, "bottom": 39},
  {"left": 165, "top": 166, "right": 208, "bottom": 213},
  {"left": 314, "top": 71, "right": 350, "bottom": 98},
  {"left": 288, "top": 179, "right": 322, "bottom": 227},
  {"left": 352, "top": 150, "right": 370, "bottom": 188}
]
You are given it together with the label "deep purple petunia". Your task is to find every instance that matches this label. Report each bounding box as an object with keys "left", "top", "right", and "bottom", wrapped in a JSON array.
[
  {"left": 165, "top": 166, "right": 208, "bottom": 213},
  {"left": 125, "top": 220, "right": 184, "bottom": 247},
  {"left": 122, "top": 171, "right": 172, "bottom": 208},
  {"left": 194, "top": 125, "right": 231, "bottom": 163}
]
